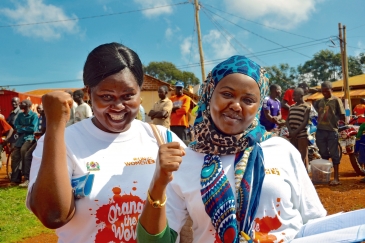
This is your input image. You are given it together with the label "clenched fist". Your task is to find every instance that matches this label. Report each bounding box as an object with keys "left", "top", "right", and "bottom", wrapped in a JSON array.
[
  {"left": 153, "top": 142, "right": 186, "bottom": 187},
  {"left": 42, "top": 91, "right": 74, "bottom": 125}
]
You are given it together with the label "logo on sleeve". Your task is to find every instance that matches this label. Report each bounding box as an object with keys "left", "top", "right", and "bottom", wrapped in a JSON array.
[{"left": 86, "top": 161, "right": 100, "bottom": 171}]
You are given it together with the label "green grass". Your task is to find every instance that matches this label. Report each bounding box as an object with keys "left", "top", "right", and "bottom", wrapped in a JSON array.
[{"left": 0, "top": 186, "right": 54, "bottom": 243}]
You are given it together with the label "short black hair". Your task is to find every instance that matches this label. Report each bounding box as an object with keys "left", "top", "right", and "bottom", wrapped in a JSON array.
[
  {"left": 73, "top": 89, "right": 84, "bottom": 97},
  {"left": 294, "top": 88, "right": 304, "bottom": 96},
  {"left": 83, "top": 42, "right": 143, "bottom": 88},
  {"left": 159, "top": 85, "right": 169, "bottom": 93},
  {"left": 270, "top": 84, "right": 281, "bottom": 92},
  {"left": 321, "top": 81, "right": 332, "bottom": 89}
]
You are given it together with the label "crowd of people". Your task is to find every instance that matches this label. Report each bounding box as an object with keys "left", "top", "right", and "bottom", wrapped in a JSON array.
[{"left": 0, "top": 42, "right": 364, "bottom": 242}]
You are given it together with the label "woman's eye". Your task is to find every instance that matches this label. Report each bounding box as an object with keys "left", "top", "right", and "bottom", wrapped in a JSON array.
[
  {"left": 243, "top": 98, "right": 254, "bottom": 104},
  {"left": 101, "top": 95, "right": 113, "bottom": 101},
  {"left": 123, "top": 94, "right": 134, "bottom": 100},
  {"left": 222, "top": 92, "right": 233, "bottom": 98}
]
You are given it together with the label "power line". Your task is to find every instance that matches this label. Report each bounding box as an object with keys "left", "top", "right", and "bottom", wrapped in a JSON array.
[
  {"left": 203, "top": 3, "right": 316, "bottom": 40},
  {"left": 0, "top": 2, "right": 189, "bottom": 28},
  {"left": 1, "top": 79, "right": 83, "bottom": 87},
  {"left": 348, "top": 24, "right": 365, "bottom": 31},
  {"left": 201, "top": 6, "right": 321, "bottom": 60},
  {"left": 201, "top": 7, "right": 267, "bottom": 66}
]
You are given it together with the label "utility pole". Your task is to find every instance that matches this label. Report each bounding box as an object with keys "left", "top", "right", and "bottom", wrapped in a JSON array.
[
  {"left": 194, "top": 0, "right": 206, "bottom": 82},
  {"left": 338, "top": 23, "right": 351, "bottom": 123}
]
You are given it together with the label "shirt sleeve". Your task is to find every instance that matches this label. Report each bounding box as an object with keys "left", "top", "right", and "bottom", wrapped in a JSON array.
[
  {"left": 262, "top": 98, "right": 270, "bottom": 111},
  {"left": 0, "top": 118, "right": 11, "bottom": 133},
  {"left": 283, "top": 89, "right": 292, "bottom": 102},
  {"left": 136, "top": 222, "right": 178, "bottom": 243},
  {"left": 85, "top": 104, "right": 93, "bottom": 118},
  {"left": 162, "top": 100, "right": 173, "bottom": 113},
  {"left": 337, "top": 98, "right": 345, "bottom": 115}
]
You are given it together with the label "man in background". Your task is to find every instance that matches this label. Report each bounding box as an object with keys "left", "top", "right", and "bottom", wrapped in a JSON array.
[
  {"left": 260, "top": 84, "right": 284, "bottom": 132},
  {"left": 286, "top": 88, "right": 311, "bottom": 170},
  {"left": 148, "top": 85, "right": 173, "bottom": 128},
  {"left": 10, "top": 100, "right": 38, "bottom": 185},
  {"left": 19, "top": 104, "right": 46, "bottom": 188},
  {"left": 170, "top": 81, "right": 191, "bottom": 143},
  {"left": 314, "top": 81, "right": 345, "bottom": 186},
  {"left": 65, "top": 90, "right": 78, "bottom": 127},
  {"left": 73, "top": 89, "right": 92, "bottom": 123}
]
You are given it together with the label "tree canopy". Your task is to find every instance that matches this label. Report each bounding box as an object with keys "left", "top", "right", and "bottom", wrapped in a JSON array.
[
  {"left": 144, "top": 61, "right": 200, "bottom": 87},
  {"left": 265, "top": 63, "right": 297, "bottom": 91}
]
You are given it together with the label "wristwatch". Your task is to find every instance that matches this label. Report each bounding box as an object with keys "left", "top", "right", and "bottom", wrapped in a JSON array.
[{"left": 147, "top": 191, "right": 167, "bottom": 208}]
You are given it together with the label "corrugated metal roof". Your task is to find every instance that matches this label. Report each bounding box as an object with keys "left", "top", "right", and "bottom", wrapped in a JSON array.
[
  {"left": 314, "top": 74, "right": 365, "bottom": 89},
  {"left": 305, "top": 89, "right": 365, "bottom": 101}
]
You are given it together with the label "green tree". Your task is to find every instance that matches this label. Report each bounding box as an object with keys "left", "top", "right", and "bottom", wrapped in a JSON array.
[
  {"left": 297, "top": 49, "right": 364, "bottom": 86},
  {"left": 144, "top": 61, "right": 200, "bottom": 87},
  {"left": 265, "top": 63, "right": 297, "bottom": 91}
]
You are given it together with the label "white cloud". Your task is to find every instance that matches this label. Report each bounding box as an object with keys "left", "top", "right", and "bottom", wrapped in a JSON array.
[
  {"left": 165, "top": 26, "right": 180, "bottom": 41},
  {"left": 224, "top": 0, "right": 321, "bottom": 29},
  {"left": 76, "top": 70, "right": 83, "bottom": 80},
  {"left": 133, "top": 0, "right": 173, "bottom": 18},
  {"left": 203, "top": 30, "right": 236, "bottom": 59},
  {"left": 0, "top": 0, "right": 79, "bottom": 40}
]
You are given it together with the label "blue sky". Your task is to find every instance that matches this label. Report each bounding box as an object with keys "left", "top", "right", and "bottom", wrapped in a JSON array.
[{"left": 0, "top": 0, "right": 364, "bottom": 93}]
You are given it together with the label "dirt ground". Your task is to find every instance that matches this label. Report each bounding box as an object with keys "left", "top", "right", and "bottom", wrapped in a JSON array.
[{"left": 1, "top": 154, "right": 365, "bottom": 242}]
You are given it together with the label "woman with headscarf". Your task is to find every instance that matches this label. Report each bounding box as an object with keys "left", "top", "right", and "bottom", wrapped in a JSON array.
[{"left": 138, "top": 56, "right": 326, "bottom": 243}]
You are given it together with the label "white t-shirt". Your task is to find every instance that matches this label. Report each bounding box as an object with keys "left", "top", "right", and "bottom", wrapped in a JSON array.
[
  {"left": 26, "top": 119, "right": 185, "bottom": 243},
  {"left": 66, "top": 101, "right": 78, "bottom": 127},
  {"left": 166, "top": 137, "right": 326, "bottom": 243},
  {"left": 74, "top": 102, "right": 92, "bottom": 122}
]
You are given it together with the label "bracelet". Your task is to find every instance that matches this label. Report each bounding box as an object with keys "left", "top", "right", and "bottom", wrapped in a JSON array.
[{"left": 147, "top": 190, "right": 167, "bottom": 208}]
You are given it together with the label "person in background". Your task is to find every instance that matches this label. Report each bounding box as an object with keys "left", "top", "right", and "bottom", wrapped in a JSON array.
[
  {"left": 6, "top": 97, "right": 21, "bottom": 146},
  {"left": 6, "top": 97, "right": 21, "bottom": 128},
  {"left": 281, "top": 86, "right": 295, "bottom": 121},
  {"left": 0, "top": 117, "right": 14, "bottom": 166},
  {"left": 138, "top": 55, "right": 326, "bottom": 243},
  {"left": 314, "top": 81, "right": 345, "bottom": 186},
  {"left": 286, "top": 88, "right": 311, "bottom": 171},
  {"left": 353, "top": 98, "right": 365, "bottom": 124},
  {"left": 259, "top": 84, "right": 284, "bottom": 132},
  {"left": 73, "top": 89, "right": 92, "bottom": 123},
  {"left": 64, "top": 90, "right": 78, "bottom": 127},
  {"left": 10, "top": 100, "right": 38, "bottom": 185},
  {"left": 355, "top": 121, "right": 365, "bottom": 183},
  {"left": 19, "top": 104, "right": 46, "bottom": 188},
  {"left": 26, "top": 42, "right": 185, "bottom": 242},
  {"left": 170, "top": 81, "right": 191, "bottom": 142},
  {"left": 136, "top": 98, "right": 146, "bottom": 122},
  {"left": 148, "top": 85, "right": 173, "bottom": 128}
]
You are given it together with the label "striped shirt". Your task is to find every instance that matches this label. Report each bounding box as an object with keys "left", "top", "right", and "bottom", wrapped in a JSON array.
[{"left": 288, "top": 103, "right": 310, "bottom": 138}]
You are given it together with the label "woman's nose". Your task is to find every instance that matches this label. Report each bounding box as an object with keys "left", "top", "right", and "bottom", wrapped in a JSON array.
[
  {"left": 229, "top": 102, "right": 242, "bottom": 112},
  {"left": 112, "top": 100, "right": 125, "bottom": 110}
]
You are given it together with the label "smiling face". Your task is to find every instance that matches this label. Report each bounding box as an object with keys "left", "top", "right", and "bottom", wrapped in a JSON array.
[
  {"left": 89, "top": 69, "right": 141, "bottom": 133},
  {"left": 209, "top": 73, "right": 261, "bottom": 135}
]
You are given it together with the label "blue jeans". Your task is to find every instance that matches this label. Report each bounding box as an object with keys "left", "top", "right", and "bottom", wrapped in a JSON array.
[{"left": 315, "top": 129, "right": 341, "bottom": 165}]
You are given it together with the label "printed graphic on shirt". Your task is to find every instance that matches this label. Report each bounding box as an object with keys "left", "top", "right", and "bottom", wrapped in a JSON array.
[
  {"left": 93, "top": 184, "right": 144, "bottom": 243},
  {"left": 252, "top": 198, "right": 283, "bottom": 243},
  {"left": 124, "top": 157, "right": 155, "bottom": 166},
  {"left": 318, "top": 105, "right": 331, "bottom": 125},
  {"left": 86, "top": 161, "right": 100, "bottom": 171}
]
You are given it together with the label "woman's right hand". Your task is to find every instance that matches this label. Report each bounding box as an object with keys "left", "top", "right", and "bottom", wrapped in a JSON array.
[
  {"left": 153, "top": 142, "right": 186, "bottom": 187},
  {"left": 42, "top": 91, "right": 73, "bottom": 125}
]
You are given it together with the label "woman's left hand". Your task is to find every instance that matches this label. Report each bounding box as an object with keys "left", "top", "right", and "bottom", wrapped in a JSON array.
[{"left": 153, "top": 142, "right": 186, "bottom": 187}]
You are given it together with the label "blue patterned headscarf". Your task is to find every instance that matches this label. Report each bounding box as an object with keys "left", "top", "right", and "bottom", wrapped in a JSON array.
[{"left": 189, "top": 55, "right": 270, "bottom": 243}]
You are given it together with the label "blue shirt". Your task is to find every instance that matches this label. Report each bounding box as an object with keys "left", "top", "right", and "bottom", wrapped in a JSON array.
[
  {"left": 14, "top": 110, "right": 38, "bottom": 147},
  {"left": 260, "top": 97, "right": 281, "bottom": 131}
]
